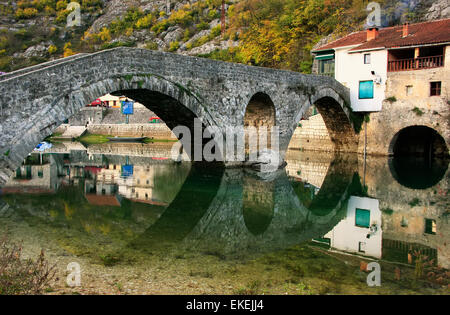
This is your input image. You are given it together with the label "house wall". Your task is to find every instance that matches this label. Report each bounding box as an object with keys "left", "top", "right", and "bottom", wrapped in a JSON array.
[
  {"left": 335, "top": 47, "right": 387, "bottom": 112},
  {"left": 359, "top": 156, "right": 450, "bottom": 269},
  {"left": 357, "top": 44, "right": 450, "bottom": 156},
  {"left": 325, "top": 196, "right": 382, "bottom": 258}
]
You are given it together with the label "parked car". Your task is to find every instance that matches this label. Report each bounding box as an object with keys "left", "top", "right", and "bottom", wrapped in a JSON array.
[{"left": 87, "top": 98, "right": 106, "bottom": 107}]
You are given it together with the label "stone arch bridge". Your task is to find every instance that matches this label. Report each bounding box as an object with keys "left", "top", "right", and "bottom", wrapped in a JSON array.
[{"left": 0, "top": 47, "right": 356, "bottom": 185}]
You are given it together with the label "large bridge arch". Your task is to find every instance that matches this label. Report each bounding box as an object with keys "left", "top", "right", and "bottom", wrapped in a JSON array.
[{"left": 0, "top": 73, "right": 218, "bottom": 184}]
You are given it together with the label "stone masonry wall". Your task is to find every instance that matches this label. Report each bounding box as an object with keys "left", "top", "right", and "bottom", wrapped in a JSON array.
[
  {"left": 87, "top": 123, "right": 177, "bottom": 139},
  {"left": 287, "top": 114, "right": 334, "bottom": 152},
  {"left": 357, "top": 46, "right": 450, "bottom": 156}
]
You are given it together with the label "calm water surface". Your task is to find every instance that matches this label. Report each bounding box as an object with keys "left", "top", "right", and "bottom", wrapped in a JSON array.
[{"left": 0, "top": 142, "right": 448, "bottom": 294}]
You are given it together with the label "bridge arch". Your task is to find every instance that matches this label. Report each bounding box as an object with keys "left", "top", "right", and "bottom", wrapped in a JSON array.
[
  {"left": 288, "top": 87, "right": 358, "bottom": 153},
  {"left": 243, "top": 92, "right": 277, "bottom": 157},
  {"left": 0, "top": 73, "right": 221, "bottom": 183}
]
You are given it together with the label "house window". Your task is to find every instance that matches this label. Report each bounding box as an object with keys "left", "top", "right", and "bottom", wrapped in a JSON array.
[
  {"left": 364, "top": 54, "right": 371, "bottom": 64},
  {"left": 358, "top": 242, "right": 366, "bottom": 253},
  {"left": 430, "top": 82, "right": 441, "bottom": 96},
  {"left": 425, "top": 219, "right": 436, "bottom": 235},
  {"left": 406, "top": 85, "right": 413, "bottom": 96},
  {"left": 318, "top": 59, "right": 335, "bottom": 76},
  {"left": 359, "top": 81, "right": 374, "bottom": 99},
  {"left": 355, "top": 208, "right": 371, "bottom": 228}
]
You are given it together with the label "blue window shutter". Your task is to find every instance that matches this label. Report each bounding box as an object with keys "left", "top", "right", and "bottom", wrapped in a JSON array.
[
  {"left": 355, "top": 208, "right": 371, "bottom": 228},
  {"left": 359, "top": 81, "right": 374, "bottom": 99}
]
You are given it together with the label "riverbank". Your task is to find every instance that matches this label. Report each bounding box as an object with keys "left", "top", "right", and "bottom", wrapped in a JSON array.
[
  {"left": 1, "top": 217, "right": 447, "bottom": 295},
  {"left": 47, "top": 133, "right": 178, "bottom": 145},
  {"left": 54, "top": 123, "right": 178, "bottom": 141}
]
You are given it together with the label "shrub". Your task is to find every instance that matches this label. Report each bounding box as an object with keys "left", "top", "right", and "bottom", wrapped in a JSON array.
[
  {"left": 48, "top": 44, "right": 57, "bottom": 54},
  {"left": 63, "top": 42, "right": 75, "bottom": 57},
  {"left": 0, "top": 234, "right": 56, "bottom": 295},
  {"left": 15, "top": 7, "right": 38, "bottom": 19},
  {"left": 145, "top": 41, "right": 158, "bottom": 50},
  {"left": 196, "top": 21, "right": 210, "bottom": 31},
  {"left": 169, "top": 41, "right": 180, "bottom": 52},
  {"left": 210, "top": 25, "right": 221, "bottom": 38},
  {"left": 135, "top": 14, "right": 154, "bottom": 29},
  {"left": 385, "top": 96, "right": 397, "bottom": 103},
  {"left": 412, "top": 107, "right": 424, "bottom": 116},
  {"left": 56, "top": 0, "right": 68, "bottom": 11}
]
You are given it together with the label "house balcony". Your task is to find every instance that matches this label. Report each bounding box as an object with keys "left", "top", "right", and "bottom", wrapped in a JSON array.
[{"left": 388, "top": 55, "right": 444, "bottom": 72}]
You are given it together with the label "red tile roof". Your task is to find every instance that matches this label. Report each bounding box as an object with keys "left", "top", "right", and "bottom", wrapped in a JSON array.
[
  {"left": 313, "top": 18, "right": 450, "bottom": 53},
  {"left": 85, "top": 194, "right": 121, "bottom": 206}
]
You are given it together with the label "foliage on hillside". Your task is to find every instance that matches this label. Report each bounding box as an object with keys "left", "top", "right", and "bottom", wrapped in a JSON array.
[{"left": 0, "top": 0, "right": 440, "bottom": 73}]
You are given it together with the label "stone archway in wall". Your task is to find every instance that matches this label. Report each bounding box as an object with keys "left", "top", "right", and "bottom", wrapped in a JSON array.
[
  {"left": 388, "top": 125, "right": 449, "bottom": 189},
  {"left": 287, "top": 88, "right": 358, "bottom": 153},
  {"left": 389, "top": 125, "right": 449, "bottom": 158},
  {"left": 0, "top": 75, "right": 222, "bottom": 185},
  {"left": 243, "top": 92, "right": 276, "bottom": 157}
]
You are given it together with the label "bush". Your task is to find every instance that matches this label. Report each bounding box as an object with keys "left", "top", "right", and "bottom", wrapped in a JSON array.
[
  {"left": 196, "top": 21, "right": 210, "bottom": 31},
  {"left": 169, "top": 41, "right": 180, "bottom": 52},
  {"left": 48, "top": 44, "right": 58, "bottom": 54},
  {"left": 15, "top": 7, "right": 38, "bottom": 19},
  {"left": 0, "top": 234, "right": 56, "bottom": 295},
  {"left": 210, "top": 25, "right": 221, "bottom": 38}
]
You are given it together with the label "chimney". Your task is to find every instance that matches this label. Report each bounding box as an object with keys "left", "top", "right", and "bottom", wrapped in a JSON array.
[
  {"left": 402, "top": 22, "right": 409, "bottom": 37},
  {"left": 367, "top": 28, "right": 379, "bottom": 41}
]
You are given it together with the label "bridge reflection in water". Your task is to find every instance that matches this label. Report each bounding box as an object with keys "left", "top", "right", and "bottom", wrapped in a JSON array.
[{"left": 0, "top": 143, "right": 448, "bottom": 271}]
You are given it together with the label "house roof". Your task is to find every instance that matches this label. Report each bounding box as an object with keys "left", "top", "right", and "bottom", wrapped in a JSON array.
[
  {"left": 313, "top": 18, "right": 450, "bottom": 53},
  {"left": 85, "top": 194, "right": 121, "bottom": 206}
]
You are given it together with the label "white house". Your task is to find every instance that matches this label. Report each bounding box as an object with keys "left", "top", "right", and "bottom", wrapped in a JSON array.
[
  {"left": 324, "top": 196, "right": 382, "bottom": 258},
  {"left": 312, "top": 19, "right": 450, "bottom": 113}
]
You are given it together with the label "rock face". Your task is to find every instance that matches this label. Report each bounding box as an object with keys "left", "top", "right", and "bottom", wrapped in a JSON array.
[
  {"left": 89, "top": 0, "right": 141, "bottom": 33},
  {"left": 22, "top": 42, "right": 53, "bottom": 58},
  {"left": 0, "top": 47, "right": 353, "bottom": 185},
  {"left": 425, "top": 0, "right": 450, "bottom": 20}
]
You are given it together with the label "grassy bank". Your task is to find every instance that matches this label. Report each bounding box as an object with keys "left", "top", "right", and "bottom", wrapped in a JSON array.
[
  {"left": 76, "top": 133, "right": 178, "bottom": 145},
  {"left": 77, "top": 134, "right": 111, "bottom": 144}
]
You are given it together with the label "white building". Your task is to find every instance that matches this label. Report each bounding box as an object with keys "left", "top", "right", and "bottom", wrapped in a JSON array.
[
  {"left": 324, "top": 196, "right": 382, "bottom": 258},
  {"left": 312, "top": 19, "right": 450, "bottom": 112}
]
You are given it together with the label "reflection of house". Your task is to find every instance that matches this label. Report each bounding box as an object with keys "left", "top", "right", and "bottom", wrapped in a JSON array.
[
  {"left": 84, "top": 194, "right": 121, "bottom": 206},
  {"left": 382, "top": 206, "right": 449, "bottom": 269},
  {"left": 324, "top": 196, "right": 382, "bottom": 258},
  {"left": 3, "top": 154, "right": 60, "bottom": 193},
  {"left": 117, "top": 165, "right": 156, "bottom": 202}
]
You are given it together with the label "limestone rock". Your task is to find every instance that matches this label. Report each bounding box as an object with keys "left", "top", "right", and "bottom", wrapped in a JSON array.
[
  {"left": 425, "top": 0, "right": 450, "bottom": 20},
  {"left": 23, "top": 42, "right": 53, "bottom": 58},
  {"left": 163, "top": 27, "right": 183, "bottom": 44}
]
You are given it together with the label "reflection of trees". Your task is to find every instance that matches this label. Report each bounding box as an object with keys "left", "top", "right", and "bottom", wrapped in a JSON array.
[
  {"left": 129, "top": 165, "right": 225, "bottom": 250},
  {"left": 152, "top": 163, "right": 191, "bottom": 203}
]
